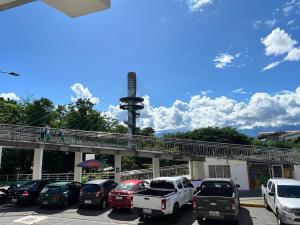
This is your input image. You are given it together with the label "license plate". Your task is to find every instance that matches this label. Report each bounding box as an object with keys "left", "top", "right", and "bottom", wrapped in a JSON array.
[
  {"left": 143, "top": 209, "right": 152, "bottom": 214},
  {"left": 43, "top": 201, "right": 48, "bottom": 205},
  {"left": 209, "top": 211, "right": 220, "bottom": 217},
  {"left": 85, "top": 200, "right": 92, "bottom": 204},
  {"left": 11, "top": 198, "right": 17, "bottom": 203},
  {"left": 116, "top": 196, "right": 122, "bottom": 200}
]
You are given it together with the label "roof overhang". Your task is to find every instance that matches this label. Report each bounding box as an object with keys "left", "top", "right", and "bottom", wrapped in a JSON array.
[
  {"left": 43, "top": 0, "right": 110, "bottom": 17},
  {"left": 0, "top": 0, "right": 110, "bottom": 17},
  {"left": 0, "top": 0, "right": 35, "bottom": 12}
]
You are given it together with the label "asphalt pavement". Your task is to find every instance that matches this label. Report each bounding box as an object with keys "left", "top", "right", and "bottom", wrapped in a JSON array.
[{"left": 0, "top": 202, "right": 278, "bottom": 225}]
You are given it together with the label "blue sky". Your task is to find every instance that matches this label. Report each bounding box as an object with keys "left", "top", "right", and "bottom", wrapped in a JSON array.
[{"left": 0, "top": 0, "right": 300, "bottom": 134}]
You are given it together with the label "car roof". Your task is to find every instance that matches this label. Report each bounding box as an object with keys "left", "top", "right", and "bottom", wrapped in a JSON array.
[
  {"left": 47, "top": 182, "right": 71, "bottom": 187},
  {"left": 121, "top": 180, "right": 143, "bottom": 185},
  {"left": 86, "top": 179, "right": 110, "bottom": 185},
  {"left": 202, "top": 178, "right": 233, "bottom": 182},
  {"left": 152, "top": 176, "right": 184, "bottom": 182},
  {"left": 270, "top": 179, "right": 300, "bottom": 186}
]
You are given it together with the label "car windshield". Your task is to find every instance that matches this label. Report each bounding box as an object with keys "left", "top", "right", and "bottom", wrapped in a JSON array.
[
  {"left": 114, "top": 183, "right": 135, "bottom": 191},
  {"left": 150, "top": 180, "right": 175, "bottom": 189},
  {"left": 277, "top": 185, "right": 300, "bottom": 198},
  {"left": 83, "top": 184, "right": 99, "bottom": 193},
  {"left": 201, "top": 181, "right": 232, "bottom": 190},
  {"left": 41, "top": 186, "right": 61, "bottom": 194},
  {"left": 20, "top": 181, "right": 38, "bottom": 189}
]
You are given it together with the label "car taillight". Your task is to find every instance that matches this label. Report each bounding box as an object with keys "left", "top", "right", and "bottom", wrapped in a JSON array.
[
  {"left": 22, "top": 191, "right": 29, "bottom": 197},
  {"left": 55, "top": 194, "right": 60, "bottom": 201},
  {"left": 231, "top": 199, "right": 236, "bottom": 210},
  {"left": 192, "top": 197, "right": 197, "bottom": 208},
  {"left": 161, "top": 198, "right": 166, "bottom": 210}
]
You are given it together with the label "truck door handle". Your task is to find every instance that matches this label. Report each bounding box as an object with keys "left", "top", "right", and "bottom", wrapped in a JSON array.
[{"left": 144, "top": 198, "right": 149, "bottom": 200}]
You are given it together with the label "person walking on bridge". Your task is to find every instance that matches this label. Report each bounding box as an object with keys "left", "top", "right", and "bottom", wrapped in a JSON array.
[
  {"left": 45, "top": 124, "right": 51, "bottom": 142},
  {"left": 59, "top": 129, "right": 65, "bottom": 144}
]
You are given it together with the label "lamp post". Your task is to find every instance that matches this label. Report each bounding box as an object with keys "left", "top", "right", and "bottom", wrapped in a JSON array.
[{"left": 0, "top": 70, "right": 20, "bottom": 76}]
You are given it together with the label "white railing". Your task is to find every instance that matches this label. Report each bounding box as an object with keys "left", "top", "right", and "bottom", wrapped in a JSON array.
[{"left": 0, "top": 164, "right": 189, "bottom": 184}]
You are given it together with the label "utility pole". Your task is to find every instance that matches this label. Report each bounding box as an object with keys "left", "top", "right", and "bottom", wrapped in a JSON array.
[{"left": 120, "top": 72, "right": 144, "bottom": 136}]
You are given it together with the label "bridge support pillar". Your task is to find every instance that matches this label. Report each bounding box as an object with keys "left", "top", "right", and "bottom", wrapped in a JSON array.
[
  {"left": 0, "top": 146, "right": 2, "bottom": 168},
  {"left": 74, "top": 152, "right": 83, "bottom": 182},
  {"left": 153, "top": 158, "right": 160, "bottom": 178},
  {"left": 33, "top": 148, "right": 43, "bottom": 180},
  {"left": 114, "top": 155, "right": 122, "bottom": 183},
  {"left": 189, "top": 161, "right": 205, "bottom": 180}
]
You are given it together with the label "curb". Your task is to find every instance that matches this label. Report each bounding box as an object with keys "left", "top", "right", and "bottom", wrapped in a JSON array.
[{"left": 240, "top": 202, "right": 265, "bottom": 208}]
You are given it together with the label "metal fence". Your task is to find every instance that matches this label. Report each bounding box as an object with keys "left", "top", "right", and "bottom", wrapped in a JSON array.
[
  {"left": 0, "top": 123, "right": 299, "bottom": 163},
  {"left": 0, "top": 164, "right": 190, "bottom": 185}
]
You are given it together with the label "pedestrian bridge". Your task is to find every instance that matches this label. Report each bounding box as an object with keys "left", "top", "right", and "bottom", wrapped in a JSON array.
[
  {"left": 0, "top": 123, "right": 298, "bottom": 163},
  {"left": 0, "top": 123, "right": 299, "bottom": 183}
]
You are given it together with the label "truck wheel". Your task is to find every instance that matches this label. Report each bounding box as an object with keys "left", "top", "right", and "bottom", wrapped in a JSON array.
[
  {"left": 197, "top": 217, "right": 204, "bottom": 225},
  {"left": 277, "top": 210, "right": 286, "bottom": 225},
  {"left": 171, "top": 204, "right": 180, "bottom": 222},
  {"left": 264, "top": 197, "right": 271, "bottom": 211}
]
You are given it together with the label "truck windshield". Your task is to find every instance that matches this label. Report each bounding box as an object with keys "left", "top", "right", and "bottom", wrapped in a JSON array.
[
  {"left": 201, "top": 181, "right": 232, "bottom": 190},
  {"left": 277, "top": 185, "right": 300, "bottom": 198},
  {"left": 150, "top": 180, "right": 175, "bottom": 189}
]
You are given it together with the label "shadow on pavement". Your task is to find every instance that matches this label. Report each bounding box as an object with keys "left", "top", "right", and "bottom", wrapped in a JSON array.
[
  {"left": 239, "top": 190, "right": 262, "bottom": 198},
  {"left": 107, "top": 208, "right": 139, "bottom": 222},
  {"left": 197, "top": 208, "right": 253, "bottom": 225},
  {"left": 137, "top": 205, "right": 196, "bottom": 225},
  {"left": 76, "top": 206, "right": 110, "bottom": 217}
]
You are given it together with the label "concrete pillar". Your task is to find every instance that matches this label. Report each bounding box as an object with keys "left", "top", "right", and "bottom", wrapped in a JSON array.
[
  {"left": 0, "top": 146, "right": 2, "bottom": 168},
  {"left": 33, "top": 148, "right": 43, "bottom": 180},
  {"left": 74, "top": 152, "right": 83, "bottom": 182},
  {"left": 114, "top": 155, "right": 122, "bottom": 183},
  {"left": 153, "top": 158, "right": 160, "bottom": 178},
  {"left": 189, "top": 160, "right": 205, "bottom": 180}
]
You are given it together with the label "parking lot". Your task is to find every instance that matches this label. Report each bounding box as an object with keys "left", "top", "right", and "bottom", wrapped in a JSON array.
[{"left": 0, "top": 203, "right": 278, "bottom": 225}]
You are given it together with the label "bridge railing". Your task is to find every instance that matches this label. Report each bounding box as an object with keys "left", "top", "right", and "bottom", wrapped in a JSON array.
[
  {"left": 0, "top": 165, "right": 190, "bottom": 185},
  {"left": 0, "top": 123, "right": 299, "bottom": 163}
]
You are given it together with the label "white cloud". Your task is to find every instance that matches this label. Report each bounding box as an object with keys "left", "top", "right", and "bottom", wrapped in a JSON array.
[
  {"left": 186, "top": 0, "right": 212, "bottom": 12},
  {"left": 261, "top": 28, "right": 297, "bottom": 56},
  {"left": 213, "top": 53, "right": 234, "bottom": 69},
  {"left": 70, "top": 83, "right": 100, "bottom": 104},
  {"left": 107, "top": 87, "right": 300, "bottom": 131},
  {"left": 262, "top": 28, "right": 300, "bottom": 70},
  {"left": 201, "top": 90, "right": 212, "bottom": 95},
  {"left": 263, "top": 61, "right": 283, "bottom": 71},
  {"left": 285, "top": 47, "right": 300, "bottom": 61},
  {"left": 0, "top": 93, "right": 20, "bottom": 101},
  {"left": 232, "top": 88, "right": 248, "bottom": 95},
  {"left": 283, "top": 5, "right": 294, "bottom": 16},
  {"left": 253, "top": 20, "right": 262, "bottom": 29},
  {"left": 287, "top": 20, "right": 294, "bottom": 26},
  {"left": 265, "top": 19, "right": 277, "bottom": 28}
]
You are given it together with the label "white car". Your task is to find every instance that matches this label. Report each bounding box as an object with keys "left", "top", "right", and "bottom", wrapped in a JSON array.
[
  {"left": 262, "top": 179, "right": 300, "bottom": 225},
  {"left": 133, "top": 176, "right": 195, "bottom": 221}
]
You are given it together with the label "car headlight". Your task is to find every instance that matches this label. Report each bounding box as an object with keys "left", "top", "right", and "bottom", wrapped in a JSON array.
[{"left": 282, "top": 206, "right": 293, "bottom": 213}]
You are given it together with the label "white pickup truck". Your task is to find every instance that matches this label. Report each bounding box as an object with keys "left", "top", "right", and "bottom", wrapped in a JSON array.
[
  {"left": 262, "top": 179, "right": 300, "bottom": 225},
  {"left": 133, "top": 176, "right": 195, "bottom": 221}
]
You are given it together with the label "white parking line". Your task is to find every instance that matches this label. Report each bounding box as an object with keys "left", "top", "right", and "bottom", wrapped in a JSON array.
[{"left": 14, "top": 215, "right": 48, "bottom": 224}]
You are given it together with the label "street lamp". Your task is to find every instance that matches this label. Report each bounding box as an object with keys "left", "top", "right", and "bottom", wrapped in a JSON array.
[{"left": 0, "top": 70, "right": 20, "bottom": 76}]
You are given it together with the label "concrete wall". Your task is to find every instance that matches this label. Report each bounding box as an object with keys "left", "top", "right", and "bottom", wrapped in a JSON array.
[{"left": 204, "top": 158, "right": 249, "bottom": 191}]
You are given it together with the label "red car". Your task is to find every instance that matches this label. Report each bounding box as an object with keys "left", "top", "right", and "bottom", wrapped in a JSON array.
[{"left": 108, "top": 180, "right": 148, "bottom": 209}]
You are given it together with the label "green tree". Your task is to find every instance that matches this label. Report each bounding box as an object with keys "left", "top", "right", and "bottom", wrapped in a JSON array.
[
  {"left": 165, "top": 127, "right": 252, "bottom": 145},
  {"left": 25, "top": 98, "right": 56, "bottom": 126},
  {"left": 0, "top": 98, "right": 25, "bottom": 124}
]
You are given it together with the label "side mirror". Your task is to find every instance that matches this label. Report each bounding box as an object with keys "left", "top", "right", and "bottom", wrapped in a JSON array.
[
  {"left": 236, "top": 184, "right": 240, "bottom": 188},
  {"left": 175, "top": 189, "right": 178, "bottom": 193},
  {"left": 269, "top": 192, "right": 274, "bottom": 196},
  {"left": 190, "top": 184, "right": 194, "bottom": 188}
]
